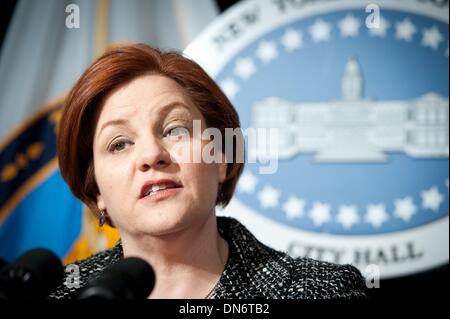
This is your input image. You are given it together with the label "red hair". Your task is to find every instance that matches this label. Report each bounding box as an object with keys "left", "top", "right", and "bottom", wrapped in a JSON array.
[{"left": 57, "top": 44, "right": 244, "bottom": 219}]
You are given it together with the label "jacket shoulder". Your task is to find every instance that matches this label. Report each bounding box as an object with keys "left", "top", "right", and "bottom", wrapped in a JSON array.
[{"left": 287, "top": 257, "right": 369, "bottom": 299}]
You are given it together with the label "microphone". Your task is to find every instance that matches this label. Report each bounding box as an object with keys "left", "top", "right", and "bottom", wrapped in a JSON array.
[
  {"left": 0, "top": 248, "right": 64, "bottom": 299},
  {"left": 77, "top": 257, "right": 155, "bottom": 299}
]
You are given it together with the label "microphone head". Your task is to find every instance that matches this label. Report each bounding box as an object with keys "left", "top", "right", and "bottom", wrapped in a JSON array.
[
  {"left": 77, "top": 257, "right": 155, "bottom": 299},
  {"left": 0, "top": 248, "right": 63, "bottom": 299}
]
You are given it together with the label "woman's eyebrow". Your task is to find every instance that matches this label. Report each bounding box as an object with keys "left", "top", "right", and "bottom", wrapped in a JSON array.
[
  {"left": 157, "top": 102, "right": 193, "bottom": 119},
  {"left": 97, "top": 102, "right": 194, "bottom": 137},
  {"left": 98, "top": 118, "right": 130, "bottom": 137}
]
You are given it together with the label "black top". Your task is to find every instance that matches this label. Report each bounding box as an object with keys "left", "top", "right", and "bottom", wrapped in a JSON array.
[{"left": 48, "top": 216, "right": 368, "bottom": 299}]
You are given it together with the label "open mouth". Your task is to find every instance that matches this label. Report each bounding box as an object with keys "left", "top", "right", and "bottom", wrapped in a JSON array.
[
  {"left": 139, "top": 179, "right": 183, "bottom": 200},
  {"left": 143, "top": 184, "right": 181, "bottom": 197}
]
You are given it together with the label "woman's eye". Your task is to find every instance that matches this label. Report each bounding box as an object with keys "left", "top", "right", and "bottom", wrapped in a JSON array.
[
  {"left": 109, "top": 140, "right": 130, "bottom": 153},
  {"left": 166, "top": 127, "right": 190, "bottom": 139}
]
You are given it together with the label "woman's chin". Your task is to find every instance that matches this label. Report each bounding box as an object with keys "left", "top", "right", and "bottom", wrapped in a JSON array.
[{"left": 131, "top": 214, "right": 195, "bottom": 238}]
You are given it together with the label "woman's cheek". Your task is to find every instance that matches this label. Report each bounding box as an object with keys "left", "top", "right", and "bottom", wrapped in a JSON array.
[
  {"left": 167, "top": 139, "right": 194, "bottom": 164},
  {"left": 197, "top": 163, "right": 220, "bottom": 193}
]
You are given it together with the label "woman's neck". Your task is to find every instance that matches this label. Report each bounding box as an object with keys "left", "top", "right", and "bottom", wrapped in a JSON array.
[{"left": 120, "top": 213, "right": 229, "bottom": 298}]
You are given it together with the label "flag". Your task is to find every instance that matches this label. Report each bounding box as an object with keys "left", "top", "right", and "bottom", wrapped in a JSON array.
[{"left": 0, "top": 0, "right": 219, "bottom": 264}]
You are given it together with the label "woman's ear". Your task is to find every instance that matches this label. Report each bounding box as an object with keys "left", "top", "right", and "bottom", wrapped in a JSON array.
[
  {"left": 218, "top": 162, "right": 227, "bottom": 183},
  {"left": 97, "top": 194, "right": 106, "bottom": 211}
]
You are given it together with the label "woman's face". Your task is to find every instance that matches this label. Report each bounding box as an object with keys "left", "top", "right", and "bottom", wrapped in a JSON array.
[{"left": 93, "top": 74, "right": 227, "bottom": 237}]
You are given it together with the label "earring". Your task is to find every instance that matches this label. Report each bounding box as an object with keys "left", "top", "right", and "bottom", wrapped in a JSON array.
[{"left": 99, "top": 210, "right": 107, "bottom": 227}]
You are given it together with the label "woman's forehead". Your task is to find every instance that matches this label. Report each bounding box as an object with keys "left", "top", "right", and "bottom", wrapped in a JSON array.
[
  {"left": 102, "top": 75, "right": 188, "bottom": 109},
  {"left": 98, "top": 102, "right": 195, "bottom": 127},
  {"left": 95, "top": 76, "right": 205, "bottom": 135}
]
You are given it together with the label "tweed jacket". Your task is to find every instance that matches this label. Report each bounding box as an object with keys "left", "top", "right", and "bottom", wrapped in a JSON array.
[{"left": 49, "top": 216, "right": 368, "bottom": 299}]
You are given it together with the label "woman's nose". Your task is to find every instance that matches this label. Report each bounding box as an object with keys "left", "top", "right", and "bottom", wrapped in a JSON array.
[{"left": 136, "top": 138, "right": 171, "bottom": 172}]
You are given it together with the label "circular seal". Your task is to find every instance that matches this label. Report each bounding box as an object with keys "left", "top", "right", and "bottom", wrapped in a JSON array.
[{"left": 185, "top": 0, "right": 449, "bottom": 279}]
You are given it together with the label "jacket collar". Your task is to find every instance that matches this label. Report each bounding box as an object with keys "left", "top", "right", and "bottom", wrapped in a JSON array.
[
  {"left": 106, "top": 216, "right": 292, "bottom": 298},
  {"left": 214, "top": 216, "right": 292, "bottom": 298}
]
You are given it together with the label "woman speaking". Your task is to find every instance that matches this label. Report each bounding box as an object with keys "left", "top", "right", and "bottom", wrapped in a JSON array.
[{"left": 49, "top": 44, "right": 367, "bottom": 299}]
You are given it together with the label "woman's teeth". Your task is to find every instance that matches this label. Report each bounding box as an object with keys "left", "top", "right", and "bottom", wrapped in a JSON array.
[{"left": 145, "top": 184, "right": 171, "bottom": 196}]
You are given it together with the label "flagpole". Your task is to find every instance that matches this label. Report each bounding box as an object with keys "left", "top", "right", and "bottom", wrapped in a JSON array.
[{"left": 93, "top": 0, "right": 110, "bottom": 59}]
